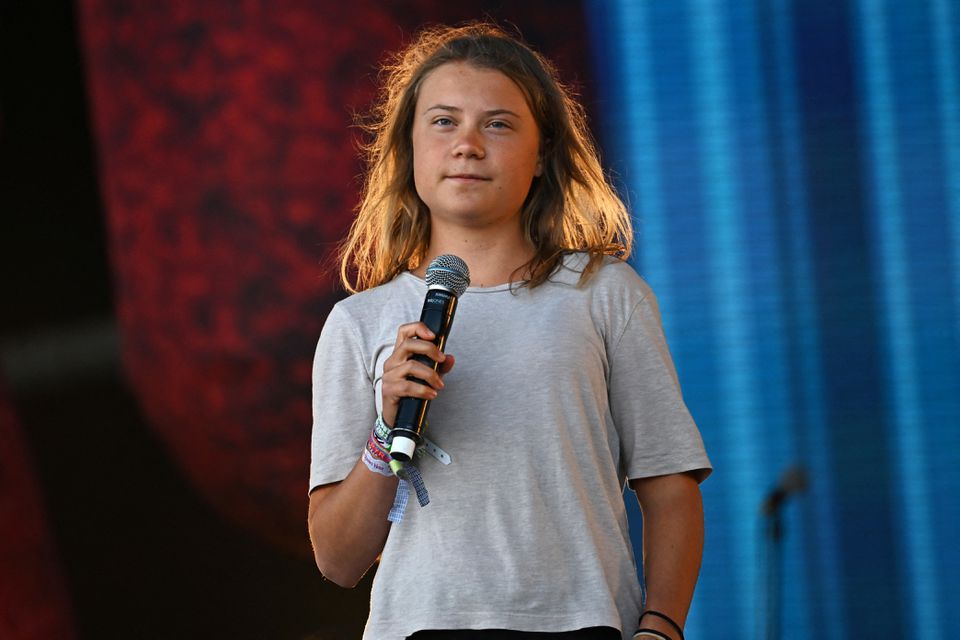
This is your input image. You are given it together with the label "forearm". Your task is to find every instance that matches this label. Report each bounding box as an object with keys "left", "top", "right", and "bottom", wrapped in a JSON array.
[
  {"left": 308, "top": 321, "right": 452, "bottom": 587},
  {"left": 630, "top": 473, "right": 704, "bottom": 637},
  {"left": 308, "top": 458, "right": 398, "bottom": 587}
]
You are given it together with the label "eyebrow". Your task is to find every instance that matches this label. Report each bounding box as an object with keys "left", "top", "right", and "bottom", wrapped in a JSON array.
[{"left": 423, "top": 105, "right": 522, "bottom": 118}]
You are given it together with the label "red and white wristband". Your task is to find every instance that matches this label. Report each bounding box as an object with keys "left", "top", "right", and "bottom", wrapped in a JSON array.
[{"left": 360, "top": 416, "right": 393, "bottom": 477}]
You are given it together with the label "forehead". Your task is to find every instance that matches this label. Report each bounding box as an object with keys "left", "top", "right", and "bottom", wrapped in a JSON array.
[{"left": 415, "top": 62, "right": 533, "bottom": 113}]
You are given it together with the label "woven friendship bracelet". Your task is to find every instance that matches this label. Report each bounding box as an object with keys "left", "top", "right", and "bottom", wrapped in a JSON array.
[
  {"left": 393, "top": 460, "right": 429, "bottom": 505},
  {"left": 361, "top": 417, "right": 393, "bottom": 477},
  {"left": 388, "top": 474, "right": 410, "bottom": 522},
  {"left": 387, "top": 458, "right": 429, "bottom": 522},
  {"left": 373, "top": 414, "right": 391, "bottom": 446},
  {"left": 366, "top": 431, "right": 391, "bottom": 463},
  {"left": 361, "top": 445, "right": 392, "bottom": 477}
]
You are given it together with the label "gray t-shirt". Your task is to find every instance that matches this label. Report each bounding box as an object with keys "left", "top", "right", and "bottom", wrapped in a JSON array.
[{"left": 310, "top": 253, "right": 711, "bottom": 640}]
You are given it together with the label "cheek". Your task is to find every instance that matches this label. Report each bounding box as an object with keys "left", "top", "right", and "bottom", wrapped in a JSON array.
[
  {"left": 411, "top": 146, "right": 434, "bottom": 204},
  {"left": 410, "top": 134, "right": 423, "bottom": 179},
  {"left": 410, "top": 127, "right": 427, "bottom": 179},
  {"left": 411, "top": 133, "right": 434, "bottom": 175},
  {"left": 511, "top": 152, "right": 541, "bottom": 190},
  {"left": 511, "top": 138, "right": 542, "bottom": 179}
]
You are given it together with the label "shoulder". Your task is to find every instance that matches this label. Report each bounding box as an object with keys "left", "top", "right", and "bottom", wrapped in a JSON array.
[
  {"left": 593, "top": 257, "right": 652, "bottom": 300},
  {"left": 551, "top": 252, "right": 652, "bottom": 301},
  {"left": 578, "top": 257, "right": 665, "bottom": 350},
  {"left": 319, "top": 273, "right": 426, "bottom": 354},
  {"left": 331, "top": 272, "right": 422, "bottom": 319}
]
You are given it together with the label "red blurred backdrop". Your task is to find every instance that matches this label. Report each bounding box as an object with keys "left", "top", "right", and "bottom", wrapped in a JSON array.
[{"left": 76, "top": 0, "right": 594, "bottom": 554}]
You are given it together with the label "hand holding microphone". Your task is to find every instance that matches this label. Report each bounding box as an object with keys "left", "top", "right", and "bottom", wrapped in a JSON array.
[
  {"left": 382, "top": 255, "right": 470, "bottom": 462},
  {"left": 380, "top": 324, "right": 454, "bottom": 429}
]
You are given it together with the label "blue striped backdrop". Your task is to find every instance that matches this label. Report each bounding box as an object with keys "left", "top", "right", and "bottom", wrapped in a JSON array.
[{"left": 585, "top": 1, "right": 960, "bottom": 638}]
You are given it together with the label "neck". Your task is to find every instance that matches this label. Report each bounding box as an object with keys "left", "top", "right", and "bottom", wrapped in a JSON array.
[{"left": 416, "top": 225, "right": 534, "bottom": 288}]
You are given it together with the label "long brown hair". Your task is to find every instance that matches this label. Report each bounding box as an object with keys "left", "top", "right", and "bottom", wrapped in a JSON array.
[{"left": 338, "top": 22, "right": 632, "bottom": 293}]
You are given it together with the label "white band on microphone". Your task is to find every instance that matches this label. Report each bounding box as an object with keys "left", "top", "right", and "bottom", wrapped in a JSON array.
[{"left": 389, "top": 434, "right": 417, "bottom": 461}]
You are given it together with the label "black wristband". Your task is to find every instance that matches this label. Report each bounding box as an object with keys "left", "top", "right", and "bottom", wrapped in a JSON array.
[{"left": 639, "top": 610, "right": 684, "bottom": 640}]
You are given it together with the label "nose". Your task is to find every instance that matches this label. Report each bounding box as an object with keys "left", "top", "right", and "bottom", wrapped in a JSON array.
[{"left": 452, "top": 126, "right": 485, "bottom": 159}]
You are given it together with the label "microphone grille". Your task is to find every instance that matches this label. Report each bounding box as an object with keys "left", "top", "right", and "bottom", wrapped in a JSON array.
[{"left": 425, "top": 255, "right": 470, "bottom": 297}]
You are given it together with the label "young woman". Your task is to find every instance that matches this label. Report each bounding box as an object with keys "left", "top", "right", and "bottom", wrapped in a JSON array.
[{"left": 308, "top": 23, "right": 711, "bottom": 640}]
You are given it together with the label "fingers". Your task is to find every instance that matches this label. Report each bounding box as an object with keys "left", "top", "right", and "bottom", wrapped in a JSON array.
[
  {"left": 381, "top": 350, "right": 444, "bottom": 428},
  {"left": 382, "top": 352, "right": 454, "bottom": 404},
  {"left": 382, "top": 323, "right": 447, "bottom": 422},
  {"left": 386, "top": 322, "right": 446, "bottom": 370},
  {"left": 392, "top": 322, "right": 440, "bottom": 349},
  {"left": 384, "top": 356, "right": 445, "bottom": 394},
  {"left": 438, "top": 353, "right": 455, "bottom": 376},
  {"left": 381, "top": 321, "right": 459, "bottom": 416}
]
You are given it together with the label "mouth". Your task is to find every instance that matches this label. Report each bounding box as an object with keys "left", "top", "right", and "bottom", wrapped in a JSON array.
[{"left": 446, "top": 174, "right": 490, "bottom": 181}]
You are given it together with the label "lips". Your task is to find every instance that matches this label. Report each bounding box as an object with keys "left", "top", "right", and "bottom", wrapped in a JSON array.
[{"left": 446, "top": 173, "right": 490, "bottom": 181}]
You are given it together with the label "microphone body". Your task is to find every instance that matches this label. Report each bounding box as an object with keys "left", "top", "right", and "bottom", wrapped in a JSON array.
[{"left": 389, "top": 255, "right": 470, "bottom": 462}]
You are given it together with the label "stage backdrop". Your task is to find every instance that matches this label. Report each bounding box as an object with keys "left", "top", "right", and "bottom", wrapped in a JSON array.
[
  {"left": 588, "top": 1, "right": 960, "bottom": 639},
  {"left": 77, "top": 0, "right": 960, "bottom": 638}
]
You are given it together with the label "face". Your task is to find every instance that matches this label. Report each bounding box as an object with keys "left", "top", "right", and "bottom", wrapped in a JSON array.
[{"left": 411, "top": 62, "right": 542, "bottom": 235}]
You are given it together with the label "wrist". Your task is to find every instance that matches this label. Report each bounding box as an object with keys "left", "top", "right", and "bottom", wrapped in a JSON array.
[
  {"left": 637, "top": 610, "right": 684, "bottom": 640},
  {"left": 361, "top": 416, "right": 394, "bottom": 477},
  {"left": 633, "top": 632, "right": 671, "bottom": 640}
]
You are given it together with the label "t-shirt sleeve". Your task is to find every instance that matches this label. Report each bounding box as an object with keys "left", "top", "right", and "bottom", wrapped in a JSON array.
[
  {"left": 609, "top": 289, "right": 712, "bottom": 483},
  {"left": 308, "top": 302, "right": 378, "bottom": 492}
]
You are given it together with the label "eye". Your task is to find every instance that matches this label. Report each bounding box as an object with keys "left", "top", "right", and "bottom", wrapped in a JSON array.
[
  {"left": 432, "top": 116, "right": 455, "bottom": 127},
  {"left": 488, "top": 120, "right": 510, "bottom": 129}
]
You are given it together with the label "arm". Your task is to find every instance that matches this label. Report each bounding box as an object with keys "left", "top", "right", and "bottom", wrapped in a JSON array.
[
  {"left": 308, "top": 463, "right": 397, "bottom": 587},
  {"left": 629, "top": 472, "right": 704, "bottom": 639},
  {"left": 308, "top": 321, "right": 453, "bottom": 587}
]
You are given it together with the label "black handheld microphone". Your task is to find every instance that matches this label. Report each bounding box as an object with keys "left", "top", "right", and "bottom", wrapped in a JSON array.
[{"left": 389, "top": 255, "right": 470, "bottom": 462}]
